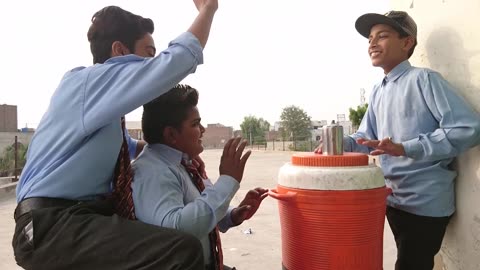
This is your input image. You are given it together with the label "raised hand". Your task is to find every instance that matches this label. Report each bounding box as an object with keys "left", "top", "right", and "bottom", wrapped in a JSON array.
[
  {"left": 219, "top": 137, "right": 251, "bottom": 183},
  {"left": 231, "top": 187, "right": 269, "bottom": 225},
  {"left": 193, "top": 0, "right": 218, "bottom": 12}
]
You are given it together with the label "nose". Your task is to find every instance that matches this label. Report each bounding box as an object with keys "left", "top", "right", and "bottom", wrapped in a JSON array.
[
  {"left": 369, "top": 37, "right": 378, "bottom": 50},
  {"left": 200, "top": 124, "right": 205, "bottom": 134}
]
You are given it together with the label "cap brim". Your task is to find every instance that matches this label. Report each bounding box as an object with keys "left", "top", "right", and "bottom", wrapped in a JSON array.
[{"left": 355, "top": 13, "right": 406, "bottom": 38}]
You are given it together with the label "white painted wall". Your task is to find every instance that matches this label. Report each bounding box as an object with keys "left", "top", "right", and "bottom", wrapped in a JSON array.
[{"left": 390, "top": 1, "right": 480, "bottom": 269}]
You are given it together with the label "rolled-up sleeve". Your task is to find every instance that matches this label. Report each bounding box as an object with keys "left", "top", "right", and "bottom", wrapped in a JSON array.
[
  {"left": 83, "top": 32, "right": 204, "bottom": 134},
  {"left": 402, "top": 72, "right": 480, "bottom": 160}
]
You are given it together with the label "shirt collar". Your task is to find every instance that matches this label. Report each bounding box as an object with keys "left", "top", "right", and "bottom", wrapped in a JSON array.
[
  {"left": 384, "top": 60, "right": 412, "bottom": 83},
  {"left": 148, "top": 144, "right": 187, "bottom": 165},
  {"left": 104, "top": 54, "right": 146, "bottom": 64}
]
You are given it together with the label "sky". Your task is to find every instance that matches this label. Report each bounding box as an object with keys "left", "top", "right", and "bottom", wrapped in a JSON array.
[{"left": 0, "top": 0, "right": 389, "bottom": 130}]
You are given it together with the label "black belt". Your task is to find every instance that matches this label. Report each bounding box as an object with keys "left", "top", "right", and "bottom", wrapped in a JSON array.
[{"left": 14, "top": 197, "right": 81, "bottom": 222}]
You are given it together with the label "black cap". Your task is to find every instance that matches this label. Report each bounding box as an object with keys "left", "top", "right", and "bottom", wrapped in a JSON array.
[{"left": 355, "top": 11, "right": 417, "bottom": 40}]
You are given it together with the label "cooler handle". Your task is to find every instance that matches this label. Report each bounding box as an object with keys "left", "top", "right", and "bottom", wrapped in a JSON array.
[{"left": 268, "top": 189, "right": 297, "bottom": 201}]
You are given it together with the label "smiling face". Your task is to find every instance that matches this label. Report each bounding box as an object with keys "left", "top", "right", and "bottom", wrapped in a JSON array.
[
  {"left": 171, "top": 107, "right": 205, "bottom": 158},
  {"left": 368, "top": 24, "right": 414, "bottom": 74}
]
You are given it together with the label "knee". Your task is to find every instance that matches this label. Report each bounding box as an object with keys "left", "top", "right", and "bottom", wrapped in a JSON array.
[
  {"left": 176, "top": 232, "right": 203, "bottom": 255},
  {"left": 174, "top": 232, "right": 204, "bottom": 268}
]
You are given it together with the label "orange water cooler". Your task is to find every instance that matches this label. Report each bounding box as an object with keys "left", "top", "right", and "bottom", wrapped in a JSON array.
[{"left": 269, "top": 125, "right": 389, "bottom": 270}]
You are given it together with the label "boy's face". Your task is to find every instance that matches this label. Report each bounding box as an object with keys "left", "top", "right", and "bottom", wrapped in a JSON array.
[
  {"left": 172, "top": 107, "right": 205, "bottom": 158},
  {"left": 368, "top": 24, "right": 412, "bottom": 74}
]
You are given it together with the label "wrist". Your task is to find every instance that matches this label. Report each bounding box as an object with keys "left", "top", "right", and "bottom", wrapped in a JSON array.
[
  {"left": 230, "top": 208, "right": 242, "bottom": 226},
  {"left": 201, "top": 5, "right": 217, "bottom": 15}
]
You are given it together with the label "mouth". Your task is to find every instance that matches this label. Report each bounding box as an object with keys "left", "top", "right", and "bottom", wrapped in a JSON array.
[{"left": 370, "top": 51, "right": 381, "bottom": 58}]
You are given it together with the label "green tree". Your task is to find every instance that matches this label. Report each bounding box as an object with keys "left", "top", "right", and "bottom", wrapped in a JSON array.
[
  {"left": 240, "top": 116, "right": 270, "bottom": 145},
  {"left": 0, "top": 143, "right": 28, "bottom": 177},
  {"left": 280, "top": 105, "right": 311, "bottom": 140},
  {"left": 349, "top": 103, "right": 368, "bottom": 131}
]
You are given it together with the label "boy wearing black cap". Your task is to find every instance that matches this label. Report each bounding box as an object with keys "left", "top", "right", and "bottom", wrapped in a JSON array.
[{"left": 333, "top": 10, "right": 480, "bottom": 270}]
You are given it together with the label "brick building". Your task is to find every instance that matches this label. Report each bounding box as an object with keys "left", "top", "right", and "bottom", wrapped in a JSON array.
[
  {"left": 0, "top": 104, "right": 18, "bottom": 132},
  {"left": 124, "top": 121, "right": 235, "bottom": 149},
  {"left": 202, "top": 123, "right": 233, "bottom": 149}
]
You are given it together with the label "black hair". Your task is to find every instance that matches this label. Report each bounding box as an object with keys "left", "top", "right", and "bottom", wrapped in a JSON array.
[
  {"left": 87, "top": 6, "right": 154, "bottom": 64},
  {"left": 142, "top": 85, "right": 199, "bottom": 144}
]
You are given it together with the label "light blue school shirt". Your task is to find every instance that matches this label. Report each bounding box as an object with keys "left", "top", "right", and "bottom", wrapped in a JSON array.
[
  {"left": 132, "top": 144, "right": 239, "bottom": 264},
  {"left": 16, "top": 32, "right": 203, "bottom": 202},
  {"left": 345, "top": 60, "right": 480, "bottom": 217}
]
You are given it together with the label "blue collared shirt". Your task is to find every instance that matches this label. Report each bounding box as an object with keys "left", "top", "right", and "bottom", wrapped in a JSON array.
[
  {"left": 345, "top": 60, "right": 480, "bottom": 217},
  {"left": 132, "top": 144, "right": 239, "bottom": 264},
  {"left": 16, "top": 32, "right": 203, "bottom": 202}
]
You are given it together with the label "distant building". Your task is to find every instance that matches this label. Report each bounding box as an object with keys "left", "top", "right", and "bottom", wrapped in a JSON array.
[
  {"left": 125, "top": 121, "right": 143, "bottom": 140},
  {"left": 273, "top": 121, "right": 283, "bottom": 131},
  {"left": 265, "top": 130, "right": 281, "bottom": 141},
  {"left": 203, "top": 123, "right": 233, "bottom": 149},
  {"left": 310, "top": 129, "right": 323, "bottom": 141},
  {"left": 0, "top": 104, "right": 18, "bottom": 132},
  {"left": 20, "top": 128, "right": 35, "bottom": 133},
  {"left": 338, "top": 121, "right": 353, "bottom": 135},
  {"left": 310, "top": 120, "right": 328, "bottom": 129}
]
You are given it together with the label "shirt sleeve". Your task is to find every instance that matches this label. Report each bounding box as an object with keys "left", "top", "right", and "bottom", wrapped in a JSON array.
[
  {"left": 343, "top": 135, "right": 371, "bottom": 153},
  {"left": 82, "top": 32, "right": 204, "bottom": 134},
  {"left": 218, "top": 207, "right": 235, "bottom": 233},
  {"left": 133, "top": 165, "right": 239, "bottom": 239},
  {"left": 125, "top": 130, "right": 138, "bottom": 160},
  {"left": 402, "top": 71, "right": 480, "bottom": 160}
]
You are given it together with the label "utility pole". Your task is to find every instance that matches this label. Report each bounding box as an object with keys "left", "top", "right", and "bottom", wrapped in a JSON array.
[
  {"left": 249, "top": 128, "right": 253, "bottom": 146},
  {"left": 14, "top": 136, "right": 18, "bottom": 181}
]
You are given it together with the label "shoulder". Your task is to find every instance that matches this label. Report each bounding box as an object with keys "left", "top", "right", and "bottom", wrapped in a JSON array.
[
  {"left": 57, "top": 66, "right": 89, "bottom": 82},
  {"left": 407, "top": 66, "right": 444, "bottom": 82},
  {"left": 133, "top": 148, "right": 180, "bottom": 182},
  {"left": 133, "top": 148, "right": 164, "bottom": 172}
]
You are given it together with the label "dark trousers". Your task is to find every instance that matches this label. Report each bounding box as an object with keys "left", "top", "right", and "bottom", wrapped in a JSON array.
[
  {"left": 386, "top": 206, "right": 451, "bottom": 270},
  {"left": 12, "top": 199, "right": 204, "bottom": 270}
]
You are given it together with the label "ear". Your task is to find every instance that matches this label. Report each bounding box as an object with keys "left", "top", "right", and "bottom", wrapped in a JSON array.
[
  {"left": 163, "top": 126, "right": 180, "bottom": 145},
  {"left": 111, "top": 41, "right": 130, "bottom": 57},
  {"left": 402, "top": 36, "right": 415, "bottom": 53}
]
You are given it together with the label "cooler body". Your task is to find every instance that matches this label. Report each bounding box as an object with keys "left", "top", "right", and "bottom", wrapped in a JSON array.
[{"left": 270, "top": 153, "right": 389, "bottom": 270}]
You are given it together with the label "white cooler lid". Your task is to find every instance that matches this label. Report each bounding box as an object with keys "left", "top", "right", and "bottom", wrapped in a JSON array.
[{"left": 278, "top": 152, "right": 385, "bottom": 190}]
